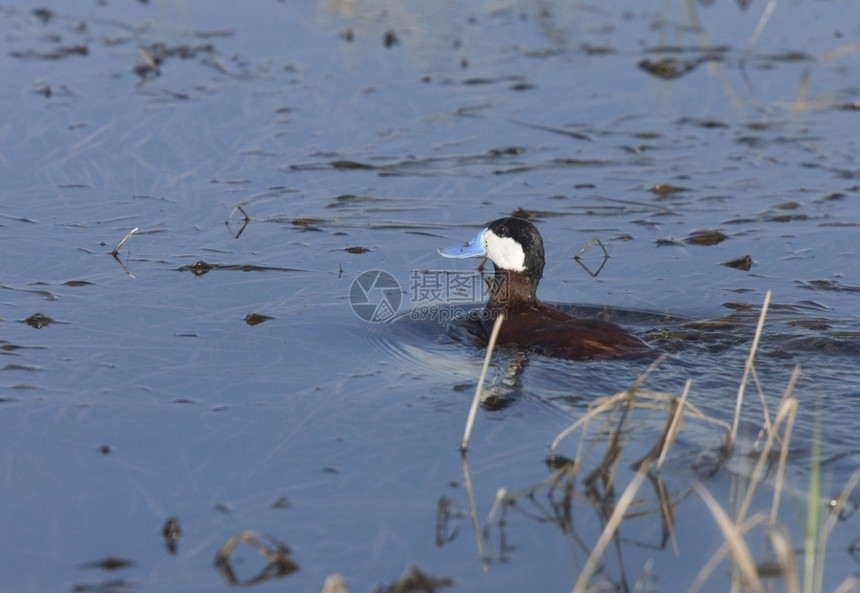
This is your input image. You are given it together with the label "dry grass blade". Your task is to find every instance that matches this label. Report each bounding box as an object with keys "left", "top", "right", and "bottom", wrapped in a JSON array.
[
  {"left": 111, "top": 227, "right": 139, "bottom": 255},
  {"left": 690, "top": 483, "right": 765, "bottom": 593},
  {"left": 485, "top": 487, "right": 507, "bottom": 527},
  {"left": 320, "top": 573, "right": 347, "bottom": 593},
  {"left": 735, "top": 395, "right": 797, "bottom": 526},
  {"left": 729, "top": 290, "right": 771, "bottom": 451},
  {"left": 768, "top": 397, "right": 798, "bottom": 525},
  {"left": 742, "top": 0, "right": 778, "bottom": 60},
  {"left": 571, "top": 464, "right": 649, "bottom": 593},
  {"left": 550, "top": 354, "right": 666, "bottom": 452},
  {"left": 461, "top": 313, "right": 504, "bottom": 452},
  {"left": 832, "top": 576, "right": 859, "bottom": 593},
  {"left": 227, "top": 204, "right": 251, "bottom": 223},
  {"left": 656, "top": 379, "right": 691, "bottom": 471},
  {"left": 768, "top": 525, "right": 798, "bottom": 593},
  {"left": 459, "top": 453, "right": 487, "bottom": 571},
  {"left": 824, "top": 466, "right": 860, "bottom": 537}
]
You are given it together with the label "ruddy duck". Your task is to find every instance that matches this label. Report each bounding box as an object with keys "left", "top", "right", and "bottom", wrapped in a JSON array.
[{"left": 439, "top": 217, "right": 652, "bottom": 360}]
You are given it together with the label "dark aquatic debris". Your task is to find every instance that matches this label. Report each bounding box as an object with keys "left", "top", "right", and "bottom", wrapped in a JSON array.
[
  {"left": 288, "top": 147, "right": 530, "bottom": 176},
  {"left": 378, "top": 564, "right": 454, "bottom": 593},
  {"left": 10, "top": 45, "right": 88, "bottom": 60},
  {"left": 162, "top": 517, "right": 180, "bottom": 555},
  {"left": 177, "top": 261, "right": 304, "bottom": 277},
  {"left": 573, "top": 237, "right": 611, "bottom": 278},
  {"left": 383, "top": 30, "right": 399, "bottom": 48},
  {"left": 214, "top": 531, "right": 297, "bottom": 586},
  {"left": 331, "top": 160, "right": 376, "bottom": 170},
  {"left": 70, "top": 578, "right": 134, "bottom": 593},
  {"left": 638, "top": 56, "right": 700, "bottom": 79},
  {"left": 244, "top": 312, "right": 274, "bottom": 326},
  {"left": 649, "top": 183, "right": 689, "bottom": 196},
  {"left": 685, "top": 230, "right": 729, "bottom": 246},
  {"left": 134, "top": 42, "right": 216, "bottom": 83},
  {"left": 325, "top": 193, "right": 388, "bottom": 209},
  {"left": 722, "top": 255, "right": 753, "bottom": 271},
  {"left": 291, "top": 216, "right": 327, "bottom": 230},
  {"left": 20, "top": 313, "right": 55, "bottom": 329},
  {"left": 797, "top": 279, "right": 860, "bottom": 293},
  {"left": 32, "top": 7, "right": 53, "bottom": 22},
  {"left": 225, "top": 204, "right": 251, "bottom": 238},
  {"left": 638, "top": 45, "right": 726, "bottom": 80},
  {"left": 1, "top": 284, "right": 57, "bottom": 301},
  {"left": 509, "top": 119, "right": 592, "bottom": 141},
  {"left": 79, "top": 557, "right": 135, "bottom": 571},
  {"left": 676, "top": 117, "right": 730, "bottom": 129}
]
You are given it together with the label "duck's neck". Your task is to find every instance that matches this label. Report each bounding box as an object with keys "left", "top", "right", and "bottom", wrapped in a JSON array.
[{"left": 486, "top": 269, "right": 538, "bottom": 313}]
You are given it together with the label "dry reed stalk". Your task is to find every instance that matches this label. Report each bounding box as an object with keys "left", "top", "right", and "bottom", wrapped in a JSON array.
[
  {"left": 571, "top": 464, "right": 649, "bottom": 593},
  {"left": 734, "top": 396, "right": 797, "bottom": 527},
  {"left": 768, "top": 397, "right": 798, "bottom": 525},
  {"left": 459, "top": 453, "right": 487, "bottom": 571},
  {"left": 832, "top": 578, "right": 859, "bottom": 593},
  {"left": 729, "top": 290, "right": 771, "bottom": 451},
  {"left": 111, "top": 227, "right": 139, "bottom": 255},
  {"left": 689, "top": 486, "right": 766, "bottom": 593},
  {"left": 485, "top": 487, "right": 507, "bottom": 527},
  {"left": 768, "top": 526, "right": 799, "bottom": 593},
  {"left": 656, "top": 378, "right": 691, "bottom": 471},
  {"left": 550, "top": 355, "right": 666, "bottom": 453},
  {"left": 461, "top": 313, "right": 505, "bottom": 452}
]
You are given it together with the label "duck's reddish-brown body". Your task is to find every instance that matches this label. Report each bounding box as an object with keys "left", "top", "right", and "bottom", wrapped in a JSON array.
[{"left": 482, "top": 270, "right": 651, "bottom": 360}]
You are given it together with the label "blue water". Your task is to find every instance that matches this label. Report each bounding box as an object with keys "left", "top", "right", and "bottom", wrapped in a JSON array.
[{"left": 2, "top": 1, "right": 860, "bottom": 591}]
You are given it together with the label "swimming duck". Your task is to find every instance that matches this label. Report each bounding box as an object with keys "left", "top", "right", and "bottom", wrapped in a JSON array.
[{"left": 438, "top": 217, "right": 652, "bottom": 360}]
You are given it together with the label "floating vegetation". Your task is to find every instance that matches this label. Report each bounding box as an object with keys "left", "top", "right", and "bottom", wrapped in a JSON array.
[
  {"left": 244, "top": 312, "right": 274, "bottom": 326},
  {"left": 649, "top": 183, "right": 689, "bottom": 196},
  {"left": 21, "top": 313, "right": 54, "bottom": 329},
  {"left": 685, "top": 230, "right": 728, "bottom": 246},
  {"left": 638, "top": 56, "right": 701, "bottom": 79},
  {"left": 722, "top": 255, "right": 753, "bottom": 271},
  {"left": 214, "top": 531, "right": 298, "bottom": 586},
  {"left": 377, "top": 565, "right": 454, "bottom": 593},
  {"left": 79, "top": 557, "right": 135, "bottom": 571},
  {"left": 10, "top": 45, "right": 88, "bottom": 60},
  {"left": 162, "top": 518, "right": 180, "bottom": 555},
  {"left": 177, "top": 261, "right": 302, "bottom": 276},
  {"left": 134, "top": 42, "right": 215, "bottom": 82},
  {"left": 448, "top": 293, "right": 860, "bottom": 591}
]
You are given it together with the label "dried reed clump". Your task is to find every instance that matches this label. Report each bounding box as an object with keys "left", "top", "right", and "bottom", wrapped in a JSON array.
[{"left": 457, "top": 291, "right": 860, "bottom": 593}]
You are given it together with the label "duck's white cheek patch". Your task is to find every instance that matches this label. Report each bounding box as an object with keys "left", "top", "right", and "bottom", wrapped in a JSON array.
[{"left": 484, "top": 233, "right": 526, "bottom": 272}]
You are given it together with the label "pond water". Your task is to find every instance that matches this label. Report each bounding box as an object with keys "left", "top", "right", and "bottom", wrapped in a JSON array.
[{"left": 2, "top": 1, "right": 860, "bottom": 592}]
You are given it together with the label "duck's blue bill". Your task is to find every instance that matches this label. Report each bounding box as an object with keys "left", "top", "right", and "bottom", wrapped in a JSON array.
[{"left": 437, "top": 228, "right": 487, "bottom": 258}]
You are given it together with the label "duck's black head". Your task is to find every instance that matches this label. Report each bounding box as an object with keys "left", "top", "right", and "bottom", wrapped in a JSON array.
[{"left": 438, "top": 216, "right": 545, "bottom": 293}]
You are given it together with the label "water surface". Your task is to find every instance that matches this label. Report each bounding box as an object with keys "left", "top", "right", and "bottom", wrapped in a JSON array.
[{"left": 2, "top": 1, "right": 860, "bottom": 591}]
